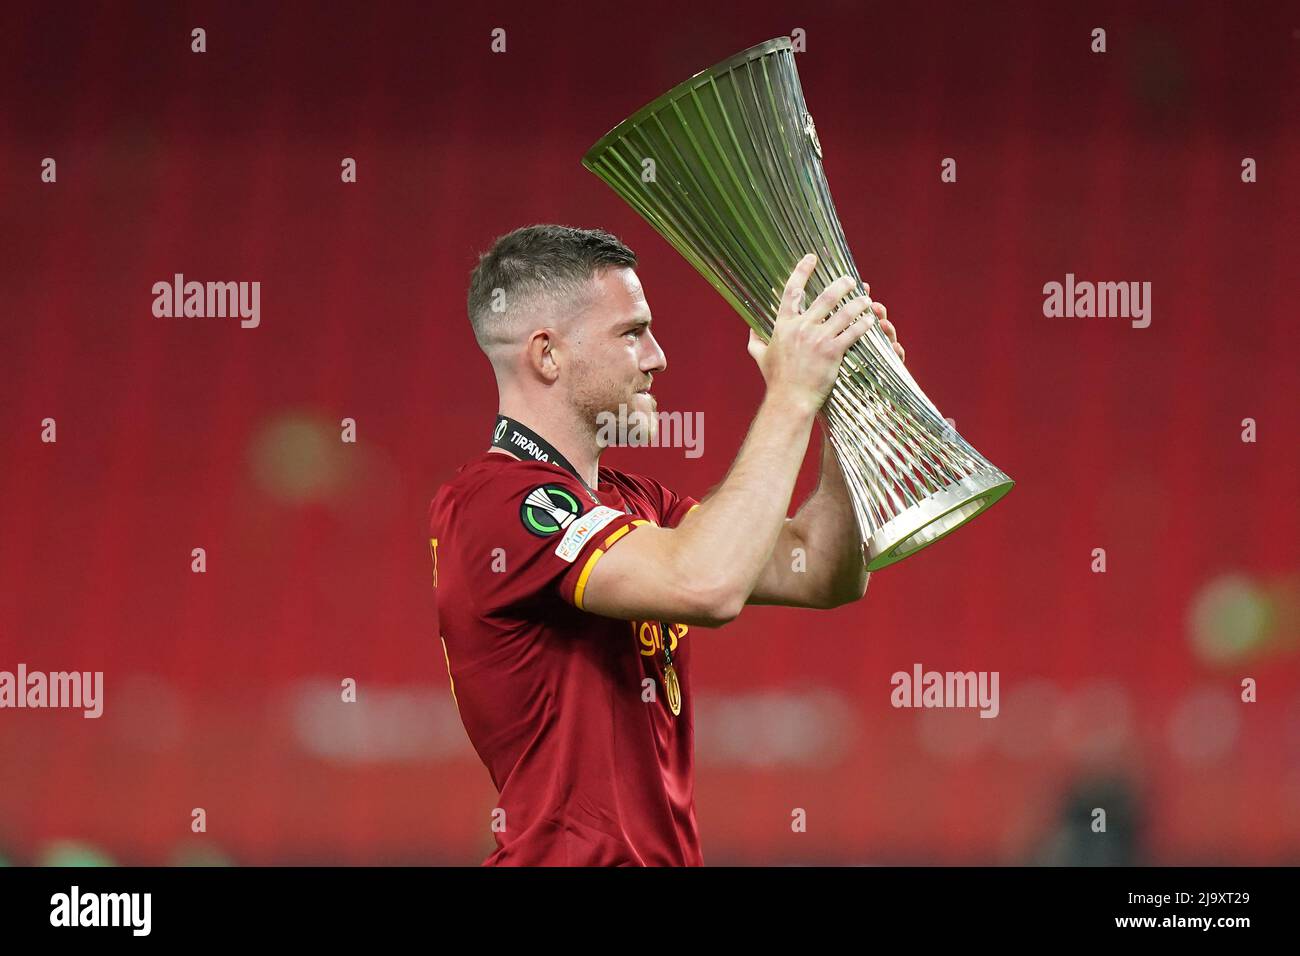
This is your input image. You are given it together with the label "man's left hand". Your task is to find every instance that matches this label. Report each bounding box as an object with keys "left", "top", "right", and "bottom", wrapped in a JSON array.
[{"left": 869, "top": 294, "right": 904, "bottom": 364}]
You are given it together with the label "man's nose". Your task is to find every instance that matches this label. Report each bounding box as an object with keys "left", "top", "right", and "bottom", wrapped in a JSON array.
[{"left": 642, "top": 331, "right": 667, "bottom": 374}]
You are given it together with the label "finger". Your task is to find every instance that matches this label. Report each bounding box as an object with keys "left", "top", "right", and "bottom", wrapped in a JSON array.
[
  {"left": 804, "top": 274, "right": 858, "bottom": 324},
  {"left": 824, "top": 295, "right": 872, "bottom": 338},
  {"left": 778, "top": 253, "right": 818, "bottom": 319},
  {"left": 878, "top": 317, "right": 897, "bottom": 344},
  {"left": 871, "top": 301, "right": 887, "bottom": 324},
  {"left": 835, "top": 312, "right": 874, "bottom": 355},
  {"left": 893, "top": 342, "right": 906, "bottom": 364}
]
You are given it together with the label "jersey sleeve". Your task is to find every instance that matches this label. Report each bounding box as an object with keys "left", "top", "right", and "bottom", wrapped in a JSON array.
[
  {"left": 555, "top": 472, "right": 700, "bottom": 612},
  {"left": 458, "top": 464, "right": 649, "bottom": 615},
  {"left": 663, "top": 491, "right": 701, "bottom": 530},
  {"left": 620, "top": 472, "right": 701, "bottom": 530}
]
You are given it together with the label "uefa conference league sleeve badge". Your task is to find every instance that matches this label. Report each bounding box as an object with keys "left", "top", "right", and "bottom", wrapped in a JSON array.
[
  {"left": 521, "top": 483, "right": 625, "bottom": 564},
  {"left": 519, "top": 484, "right": 585, "bottom": 537}
]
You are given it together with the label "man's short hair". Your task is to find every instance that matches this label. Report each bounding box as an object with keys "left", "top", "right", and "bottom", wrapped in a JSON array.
[{"left": 467, "top": 224, "right": 637, "bottom": 353}]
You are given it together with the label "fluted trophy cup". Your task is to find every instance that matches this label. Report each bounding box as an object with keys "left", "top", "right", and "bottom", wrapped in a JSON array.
[{"left": 582, "top": 36, "right": 1013, "bottom": 570}]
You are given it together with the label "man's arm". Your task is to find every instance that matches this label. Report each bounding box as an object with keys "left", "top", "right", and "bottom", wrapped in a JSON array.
[
  {"left": 744, "top": 425, "right": 869, "bottom": 609},
  {"left": 746, "top": 296, "right": 903, "bottom": 609},
  {"left": 575, "top": 256, "right": 874, "bottom": 627},
  {"left": 577, "top": 393, "right": 820, "bottom": 627}
]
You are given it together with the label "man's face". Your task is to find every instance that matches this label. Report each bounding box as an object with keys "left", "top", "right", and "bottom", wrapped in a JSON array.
[{"left": 562, "top": 267, "right": 667, "bottom": 445}]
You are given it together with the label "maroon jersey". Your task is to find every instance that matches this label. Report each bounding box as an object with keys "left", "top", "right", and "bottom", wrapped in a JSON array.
[{"left": 428, "top": 449, "right": 702, "bottom": 866}]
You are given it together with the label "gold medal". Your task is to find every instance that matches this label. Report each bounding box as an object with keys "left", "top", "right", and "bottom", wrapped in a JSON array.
[{"left": 663, "top": 663, "right": 682, "bottom": 717}]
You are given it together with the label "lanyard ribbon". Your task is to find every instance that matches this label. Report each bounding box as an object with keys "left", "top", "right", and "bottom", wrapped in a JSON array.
[{"left": 492, "top": 415, "right": 605, "bottom": 507}]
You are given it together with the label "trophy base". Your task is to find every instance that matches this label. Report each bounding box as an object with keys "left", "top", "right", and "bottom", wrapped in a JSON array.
[{"left": 864, "top": 472, "right": 1014, "bottom": 571}]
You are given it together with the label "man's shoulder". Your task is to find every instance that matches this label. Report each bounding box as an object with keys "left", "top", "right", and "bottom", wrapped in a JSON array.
[
  {"left": 597, "top": 465, "right": 697, "bottom": 528},
  {"left": 597, "top": 463, "right": 659, "bottom": 501}
]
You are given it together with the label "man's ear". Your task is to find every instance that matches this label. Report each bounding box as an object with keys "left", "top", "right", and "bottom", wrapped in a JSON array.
[{"left": 527, "top": 329, "right": 560, "bottom": 383}]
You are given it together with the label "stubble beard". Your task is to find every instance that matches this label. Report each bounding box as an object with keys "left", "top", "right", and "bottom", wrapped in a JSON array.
[{"left": 575, "top": 378, "right": 657, "bottom": 448}]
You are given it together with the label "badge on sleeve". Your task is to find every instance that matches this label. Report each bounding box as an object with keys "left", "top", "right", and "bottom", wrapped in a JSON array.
[
  {"left": 520, "top": 484, "right": 585, "bottom": 537},
  {"left": 554, "top": 506, "right": 624, "bottom": 562}
]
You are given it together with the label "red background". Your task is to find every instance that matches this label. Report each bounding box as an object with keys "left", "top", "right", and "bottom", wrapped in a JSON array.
[{"left": 1, "top": 0, "right": 1297, "bottom": 865}]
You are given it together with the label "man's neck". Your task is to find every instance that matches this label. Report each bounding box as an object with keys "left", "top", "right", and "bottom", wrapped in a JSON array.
[{"left": 490, "top": 402, "right": 602, "bottom": 489}]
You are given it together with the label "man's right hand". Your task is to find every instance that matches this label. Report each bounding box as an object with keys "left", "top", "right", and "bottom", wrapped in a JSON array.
[{"left": 745, "top": 253, "right": 873, "bottom": 414}]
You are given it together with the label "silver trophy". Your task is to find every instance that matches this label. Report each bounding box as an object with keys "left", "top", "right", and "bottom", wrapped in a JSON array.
[{"left": 583, "top": 36, "right": 1013, "bottom": 569}]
